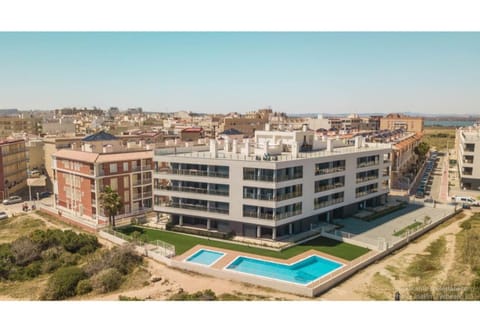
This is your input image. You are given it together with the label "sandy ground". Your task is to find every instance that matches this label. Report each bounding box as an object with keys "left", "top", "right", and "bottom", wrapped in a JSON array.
[
  {"left": 0, "top": 211, "right": 472, "bottom": 301},
  {"left": 319, "top": 210, "right": 472, "bottom": 300}
]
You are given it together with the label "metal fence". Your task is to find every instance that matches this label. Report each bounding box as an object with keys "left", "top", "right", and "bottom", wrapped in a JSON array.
[{"left": 103, "top": 228, "right": 176, "bottom": 258}]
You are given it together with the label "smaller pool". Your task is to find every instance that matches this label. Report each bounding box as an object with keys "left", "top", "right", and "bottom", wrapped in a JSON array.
[{"left": 185, "top": 249, "right": 225, "bottom": 266}]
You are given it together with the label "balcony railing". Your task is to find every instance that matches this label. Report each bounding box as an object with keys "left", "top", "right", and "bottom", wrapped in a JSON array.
[
  {"left": 243, "top": 209, "right": 302, "bottom": 220},
  {"left": 356, "top": 175, "right": 379, "bottom": 184},
  {"left": 314, "top": 197, "right": 344, "bottom": 209},
  {"left": 132, "top": 165, "right": 152, "bottom": 172},
  {"left": 315, "top": 167, "right": 345, "bottom": 176},
  {"left": 243, "top": 174, "right": 302, "bottom": 182},
  {"left": 162, "top": 201, "right": 229, "bottom": 214},
  {"left": 315, "top": 182, "right": 344, "bottom": 193},
  {"left": 357, "top": 161, "right": 379, "bottom": 168},
  {"left": 155, "top": 185, "right": 229, "bottom": 196},
  {"left": 166, "top": 169, "right": 229, "bottom": 178},
  {"left": 355, "top": 188, "right": 378, "bottom": 198},
  {"left": 133, "top": 178, "right": 152, "bottom": 186}
]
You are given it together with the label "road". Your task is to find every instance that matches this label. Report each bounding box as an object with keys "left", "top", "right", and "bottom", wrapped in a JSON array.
[{"left": 0, "top": 196, "right": 53, "bottom": 217}]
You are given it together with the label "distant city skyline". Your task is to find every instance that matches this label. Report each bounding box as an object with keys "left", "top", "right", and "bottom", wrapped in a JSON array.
[{"left": 0, "top": 32, "right": 479, "bottom": 115}]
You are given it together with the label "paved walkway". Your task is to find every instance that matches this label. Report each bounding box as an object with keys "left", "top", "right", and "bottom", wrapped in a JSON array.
[{"left": 334, "top": 202, "right": 455, "bottom": 247}]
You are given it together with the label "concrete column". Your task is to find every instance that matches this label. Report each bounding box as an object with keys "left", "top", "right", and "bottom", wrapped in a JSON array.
[
  {"left": 256, "top": 225, "right": 261, "bottom": 238},
  {"left": 326, "top": 211, "right": 331, "bottom": 223},
  {"left": 272, "top": 228, "right": 277, "bottom": 241},
  {"left": 179, "top": 215, "right": 183, "bottom": 226},
  {"left": 207, "top": 219, "right": 211, "bottom": 230},
  {"left": 289, "top": 223, "right": 293, "bottom": 235}
]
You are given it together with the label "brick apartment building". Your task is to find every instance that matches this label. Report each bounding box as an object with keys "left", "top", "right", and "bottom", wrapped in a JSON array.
[{"left": 52, "top": 131, "right": 153, "bottom": 229}]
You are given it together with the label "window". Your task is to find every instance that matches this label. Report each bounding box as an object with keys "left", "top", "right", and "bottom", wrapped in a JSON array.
[
  {"left": 110, "top": 178, "right": 118, "bottom": 191},
  {"left": 123, "top": 162, "right": 129, "bottom": 171},
  {"left": 110, "top": 163, "right": 118, "bottom": 173},
  {"left": 123, "top": 176, "right": 129, "bottom": 188},
  {"left": 124, "top": 190, "right": 130, "bottom": 202}
]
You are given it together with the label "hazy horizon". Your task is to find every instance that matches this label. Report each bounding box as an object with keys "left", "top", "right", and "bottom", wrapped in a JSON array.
[{"left": 1, "top": 32, "right": 479, "bottom": 115}]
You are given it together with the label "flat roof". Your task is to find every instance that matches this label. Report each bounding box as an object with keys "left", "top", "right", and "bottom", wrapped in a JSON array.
[
  {"left": 53, "top": 149, "right": 152, "bottom": 163},
  {"left": 155, "top": 142, "right": 391, "bottom": 162}
]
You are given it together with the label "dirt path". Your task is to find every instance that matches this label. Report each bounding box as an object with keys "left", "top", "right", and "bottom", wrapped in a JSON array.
[
  {"left": 319, "top": 211, "right": 472, "bottom": 300},
  {"left": 89, "top": 258, "right": 306, "bottom": 301}
]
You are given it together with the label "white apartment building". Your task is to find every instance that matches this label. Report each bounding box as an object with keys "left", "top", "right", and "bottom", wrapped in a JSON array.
[
  {"left": 457, "top": 125, "right": 480, "bottom": 190},
  {"left": 153, "top": 128, "right": 392, "bottom": 241}
]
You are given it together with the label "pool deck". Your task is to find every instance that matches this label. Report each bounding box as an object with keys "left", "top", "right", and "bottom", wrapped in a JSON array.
[{"left": 176, "top": 244, "right": 353, "bottom": 288}]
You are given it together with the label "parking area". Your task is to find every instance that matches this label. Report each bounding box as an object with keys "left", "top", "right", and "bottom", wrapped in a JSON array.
[{"left": 0, "top": 195, "right": 53, "bottom": 217}]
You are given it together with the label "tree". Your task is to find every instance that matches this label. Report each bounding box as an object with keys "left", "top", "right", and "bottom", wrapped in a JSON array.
[
  {"left": 414, "top": 142, "right": 430, "bottom": 159},
  {"left": 99, "top": 185, "right": 123, "bottom": 228}
]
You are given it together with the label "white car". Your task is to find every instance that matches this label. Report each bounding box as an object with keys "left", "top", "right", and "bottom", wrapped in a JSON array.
[
  {"left": 0, "top": 211, "right": 8, "bottom": 220},
  {"left": 2, "top": 196, "right": 22, "bottom": 205}
]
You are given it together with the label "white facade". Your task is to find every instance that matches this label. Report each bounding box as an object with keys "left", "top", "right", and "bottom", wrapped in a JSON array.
[
  {"left": 457, "top": 126, "right": 480, "bottom": 190},
  {"left": 153, "top": 130, "right": 392, "bottom": 240}
]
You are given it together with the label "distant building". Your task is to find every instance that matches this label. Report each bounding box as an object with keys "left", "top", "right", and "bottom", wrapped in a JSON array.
[
  {"left": 0, "top": 139, "right": 28, "bottom": 200},
  {"left": 0, "top": 116, "right": 41, "bottom": 138},
  {"left": 180, "top": 127, "right": 203, "bottom": 142},
  {"left": 219, "top": 108, "right": 271, "bottom": 137},
  {"left": 456, "top": 126, "right": 480, "bottom": 190},
  {"left": 42, "top": 118, "right": 76, "bottom": 135},
  {"left": 52, "top": 131, "right": 153, "bottom": 229},
  {"left": 380, "top": 113, "right": 424, "bottom": 134}
]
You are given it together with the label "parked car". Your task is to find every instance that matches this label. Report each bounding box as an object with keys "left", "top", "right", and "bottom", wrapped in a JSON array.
[
  {"left": 29, "top": 170, "right": 41, "bottom": 178},
  {"left": 2, "top": 196, "right": 22, "bottom": 205},
  {"left": 0, "top": 211, "right": 8, "bottom": 220},
  {"left": 462, "top": 203, "right": 472, "bottom": 209},
  {"left": 39, "top": 191, "right": 52, "bottom": 199}
]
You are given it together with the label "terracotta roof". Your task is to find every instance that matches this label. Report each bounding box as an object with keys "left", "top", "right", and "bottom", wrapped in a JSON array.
[{"left": 182, "top": 127, "right": 203, "bottom": 133}]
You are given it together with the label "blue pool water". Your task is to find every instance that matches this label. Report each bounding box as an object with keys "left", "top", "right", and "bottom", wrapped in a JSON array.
[
  {"left": 226, "top": 255, "right": 343, "bottom": 285},
  {"left": 186, "top": 249, "right": 225, "bottom": 266}
]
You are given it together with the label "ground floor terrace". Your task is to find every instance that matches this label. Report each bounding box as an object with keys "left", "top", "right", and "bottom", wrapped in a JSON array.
[{"left": 157, "top": 194, "right": 387, "bottom": 241}]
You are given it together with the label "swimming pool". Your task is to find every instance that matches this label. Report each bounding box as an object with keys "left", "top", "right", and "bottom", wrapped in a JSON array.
[
  {"left": 225, "top": 255, "right": 343, "bottom": 285},
  {"left": 185, "top": 249, "right": 225, "bottom": 266}
]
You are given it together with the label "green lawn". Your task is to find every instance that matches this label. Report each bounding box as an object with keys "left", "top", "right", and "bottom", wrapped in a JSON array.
[{"left": 117, "top": 226, "right": 369, "bottom": 261}]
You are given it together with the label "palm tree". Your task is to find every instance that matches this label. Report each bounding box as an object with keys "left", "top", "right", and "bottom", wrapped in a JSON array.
[{"left": 99, "top": 185, "right": 123, "bottom": 228}]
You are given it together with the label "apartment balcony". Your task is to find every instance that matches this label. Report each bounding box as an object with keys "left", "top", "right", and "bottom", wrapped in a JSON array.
[
  {"left": 243, "top": 209, "right": 302, "bottom": 220},
  {"left": 315, "top": 167, "right": 346, "bottom": 176},
  {"left": 132, "top": 165, "right": 152, "bottom": 172},
  {"left": 314, "top": 197, "right": 344, "bottom": 209},
  {"left": 132, "top": 178, "right": 152, "bottom": 186},
  {"left": 357, "top": 161, "right": 379, "bottom": 168},
  {"left": 355, "top": 189, "right": 379, "bottom": 198},
  {"left": 166, "top": 169, "right": 229, "bottom": 178},
  {"left": 155, "top": 185, "right": 229, "bottom": 197},
  {"left": 356, "top": 176, "right": 379, "bottom": 184},
  {"left": 315, "top": 183, "right": 344, "bottom": 193},
  {"left": 161, "top": 201, "right": 229, "bottom": 214}
]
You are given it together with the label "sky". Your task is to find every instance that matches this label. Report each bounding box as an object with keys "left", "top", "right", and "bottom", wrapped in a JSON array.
[{"left": 0, "top": 32, "right": 479, "bottom": 115}]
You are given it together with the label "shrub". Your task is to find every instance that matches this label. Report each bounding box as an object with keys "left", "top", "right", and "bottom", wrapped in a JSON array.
[
  {"left": 61, "top": 230, "right": 100, "bottom": 254},
  {"left": 91, "top": 268, "right": 123, "bottom": 293},
  {"left": 461, "top": 220, "right": 472, "bottom": 230},
  {"left": 84, "top": 244, "right": 142, "bottom": 277},
  {"left": 10, "top": 236, "right": 41, "bottom": 266},
  {"left": 42, "top": 266, "right": 87, "bottom": 300},
  {"left": 0, "top": 243, "right": 14, "bottom": 280},
  {"left": 76, "top": 279, "right": 93, "bottom": 295}
]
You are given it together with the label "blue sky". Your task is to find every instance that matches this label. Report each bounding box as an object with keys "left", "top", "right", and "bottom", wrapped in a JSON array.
[{"left": 0, "top": 32, "right": 479, "bottom": 115}]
